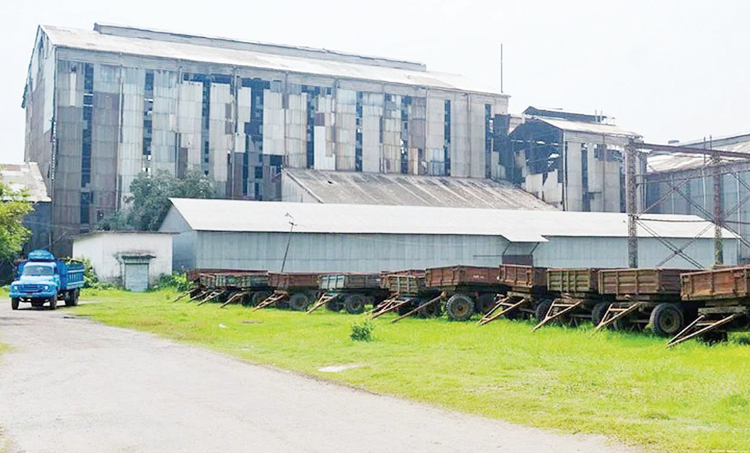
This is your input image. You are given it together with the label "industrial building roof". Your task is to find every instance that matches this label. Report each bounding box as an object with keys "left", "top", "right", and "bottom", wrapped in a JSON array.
[
  {"left": 648, "top": 134, "right": 750, "bottom": 173},
  {"left": 532, "top": 117, "right": 640, "bottom": 138},
  {"left": 162, "top": 198, "right": 734, "bottom": 243},
  {"left": 283, "top": 169, "right": 555, "bottom": 210},
  {"left": 0, "top": 162, "right": 50, "bottom": 203},
  {"left": 40, "top": 24, "right": 504, "bottom": 96}
]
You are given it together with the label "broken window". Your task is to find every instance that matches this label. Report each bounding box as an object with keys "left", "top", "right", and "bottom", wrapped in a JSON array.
[
  {"left": 485, "top": 104, "right": 493, "bottom": 178},
  {"left": 400, "top": 96, "right": 411, "bottom": 174},
  {"left": 81, "top": 64, "right": 94, "bottom": 188},
  {"left": 355, "top": 91, "right": 363, "bottom": 172}
]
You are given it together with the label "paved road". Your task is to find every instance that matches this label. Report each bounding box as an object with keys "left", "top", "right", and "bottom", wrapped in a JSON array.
[{"left": 0, "top": 301, "right": 643, "bottom": 453}]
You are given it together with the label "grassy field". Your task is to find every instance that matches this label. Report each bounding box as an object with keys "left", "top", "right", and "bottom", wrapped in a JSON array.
[{"left": 64, "top": 288, "right": 750, "bottom": 452}]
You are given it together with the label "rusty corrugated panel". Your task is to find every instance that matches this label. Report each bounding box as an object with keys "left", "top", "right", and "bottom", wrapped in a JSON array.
[
  {"left": 424, "top": 265, "right": 499, "bottom": 288},
  {"left": 268, "top": 272, "right": 320, "bottom": 289},
  {"left": 318, "top": 273, "right": 381, "bottom": 290}
]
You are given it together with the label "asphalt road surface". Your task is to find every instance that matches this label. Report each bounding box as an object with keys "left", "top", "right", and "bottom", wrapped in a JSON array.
[{"left": 0, "top": 301, "right": 644, "bottom": 453}]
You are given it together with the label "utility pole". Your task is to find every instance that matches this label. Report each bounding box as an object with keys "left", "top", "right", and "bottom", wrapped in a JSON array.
[
  {"left": 712, "top": 152, "right": 723, "bottom": 265},
  {"left": 280, "top": 213, "right": 296, "bottom": 272},
  {"left": 625, "top": 142, "right": 638, "bottom": 268}
]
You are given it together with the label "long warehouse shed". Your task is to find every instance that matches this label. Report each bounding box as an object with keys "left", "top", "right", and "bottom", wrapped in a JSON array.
[{"left": 159, "top": 198, "right": 738, "bottom": 272}]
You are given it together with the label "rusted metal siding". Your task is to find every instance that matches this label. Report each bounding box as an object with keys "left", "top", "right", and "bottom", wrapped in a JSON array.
[
  {"left": 268, "top": 272, "right": 320, "bottom": 290},
  {"left": 681, "top": 267, "right": 750, "bottom": 301},
  {"left": 319, "top": 274, "right": 381, "bottom": 290},
  {"left": 598, "top": 268, "right": 684, "bottom": 296}
]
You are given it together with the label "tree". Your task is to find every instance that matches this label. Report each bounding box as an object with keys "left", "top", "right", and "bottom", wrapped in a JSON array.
[
  {"left": 0, "top": 175, "right": 32, "bottom": 261},
  {"left": 125, "top": 170, "right": 214, "bottom": 231}
]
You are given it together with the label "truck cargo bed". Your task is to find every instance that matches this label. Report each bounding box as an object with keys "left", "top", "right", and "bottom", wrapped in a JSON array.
[
  {"left": 546, "top": 268, "right": 599, "bottom": 293},
  {"left": 319, "top": 274, "right": 381, "bottom": 290},
  {"left": 269, "top": 273, "right": 320, "bottom": 290},
  {"left": 498, "top": 265, "right": 547, "bottom": 290},
  {"left": 424, "top": 266, "right": 500, "bottom": 288},
  {"left": 681, "top": 267, "right": 750, "bottom": 301}
]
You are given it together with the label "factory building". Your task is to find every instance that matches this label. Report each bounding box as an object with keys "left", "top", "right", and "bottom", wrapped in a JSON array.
[
  {"left": 646, "top": 133, "right": 750, "bottom": 262},
  {"left": 498, "top": 107, "right": 644, "bottom": 212},
  {"left": 23, "top": 23, "right": 510, "bottom": 255},
  {"left": 0, "top": 162, "right": 52, "bottom": 252},
  {"left": 159, "top": 198, "right": 734, "bottom": 272}
]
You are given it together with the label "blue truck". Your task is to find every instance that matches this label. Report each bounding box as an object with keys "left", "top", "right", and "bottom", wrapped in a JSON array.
[{"left": 9, "top": 250, "right": 85, "bottom": 310}]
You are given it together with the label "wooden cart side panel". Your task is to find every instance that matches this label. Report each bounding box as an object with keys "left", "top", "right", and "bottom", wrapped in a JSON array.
[
  {"left": 681, "top": 267, "right": 750, "bottom": 300},
  {"left": 546, "top": 268, "right": 599, "bottom": 293},
  {"left": 269, "top": 273, "right": 320, "bottom": 289},
  {"left": 598, "top": 269, "right": 684, "bottom": 295},
  {"left": 318, "top": 273, "right": 381, "bottom": 290},
  {"left": 499, "top": 265, "right": 547, "bottom": 288},
  {"left": 425, "top": 266, "right": 499, "bottom": 288}
]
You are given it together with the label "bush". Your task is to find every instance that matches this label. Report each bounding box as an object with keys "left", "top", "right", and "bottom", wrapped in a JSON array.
[
  {"left": 350, "top": 316, "right": 375, "bottom": 342},
  {"left": 153, "top": 273, "right": 191, "bottom": 292}
]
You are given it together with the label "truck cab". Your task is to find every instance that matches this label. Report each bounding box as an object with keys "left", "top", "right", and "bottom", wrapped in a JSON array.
[{"left": 9, "top": 250, "right": 84, "bottom": 310}]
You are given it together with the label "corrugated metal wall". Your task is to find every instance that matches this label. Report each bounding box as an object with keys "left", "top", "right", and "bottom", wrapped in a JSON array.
[{"left": 174, "top": 230, "right": 734, "bottom": 272}]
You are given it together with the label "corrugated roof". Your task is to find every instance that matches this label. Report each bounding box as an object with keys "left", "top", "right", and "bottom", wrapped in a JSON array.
[
  {"left": 648, "top": 136, "right": 750, "bottom": 173},
  {"left": 0, "top": 162, "right": 50, "bottom": 203},
  {"left": 534, "top": 117, "right": 640, "bottom": 138},
  {"left": 283, "top": 169, "right": 555, "bottom": 210},
  {"left": 162, "top": 198, "right": 735, "bottom": 243},
  {"left": 41, "top": 25, "right": 505, "bottom": 96}
]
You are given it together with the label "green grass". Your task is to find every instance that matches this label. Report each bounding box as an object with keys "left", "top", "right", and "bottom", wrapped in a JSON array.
[{"left": 73, "top": 288, "right": 750, "bottom": 453}]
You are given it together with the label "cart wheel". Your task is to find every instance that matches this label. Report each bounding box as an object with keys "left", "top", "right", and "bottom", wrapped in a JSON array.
[
  {"left": 476, "top": 293, "right": 498, "bottom": 315},
  {"left": 396, "top": 300, "right": 414, "bottom": 316},
  {"left": 288, "top": 293, "right": 311, "bottom": 311},
  {"left": 534, "top": 300, "right": 552, "bottom": 321},
  {"left": 591, "top": 302, "right": 610, "bottom": 327},
  {"left": 650, "top": 303, "right": 685, "bottom": 337},
  {"left": 251, "top": 291, "right": 272, "bottom": 306},
  {"left": 344, "top": 294, "right": 366, "bottom": 314},
  {"left": 445, "top": 293, "right": 474, "bottom": 321},
  {"left": 613, "top": 314, "right": 641, "bottom": 332},
  {"left": 11, "top": 298, "right": 19, "bottom": 310},
  {"left": 326, "top": 299, "right": 344, "bottom": 312},
  {"left": 417, "top": 300, "right": 442, "bottom": 318}
]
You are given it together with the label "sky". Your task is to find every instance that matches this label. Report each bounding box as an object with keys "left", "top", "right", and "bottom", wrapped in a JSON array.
[{"left": 1, "top": 0, "right": 749, "bottom": 164}]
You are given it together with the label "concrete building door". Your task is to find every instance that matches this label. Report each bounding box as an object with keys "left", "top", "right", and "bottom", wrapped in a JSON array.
[{"left": 124, "top": 263, "right": 149, "bottom": 292}]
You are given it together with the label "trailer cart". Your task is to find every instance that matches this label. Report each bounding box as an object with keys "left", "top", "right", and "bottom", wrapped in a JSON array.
[
  {"left": 251, "top": 273, "right": 322, "bottom": 311},
  {"left": 424, "top": 265, "right": 505, "bottom": 321},
  {"left": 594, "top": 268, "right": 696, "bottom": 336},
  {"left": 479, "top": 265, "right": 553, "bottom": 325},
  {"left": 307, "top": 274, "right": 388, "bottom": 314},
  {"left": 533, "top": 268, "right": 604, "bottom": 330},
  {"left": 371, "top": 270, "right": 444, "bottom": 320},
  {"left": 667, "top": 267, "right": 750, "bottom": 346}
]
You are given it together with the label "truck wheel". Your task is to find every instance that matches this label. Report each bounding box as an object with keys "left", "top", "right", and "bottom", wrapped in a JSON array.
[
  {"left": 344, "top": 294, "right": 366, "bottom": 314},
  {"left": 535, "top": 300, "right": 552, "bottom": 321},
  {"left": 72, "top": 289, "right": 79, "bottom": 306},
  {"left": 591, "top": 302, "right": 610, "bottom": 327},
  {"left": 445, "top": 293, "right": 474, "bottom": 321},
  {"left": 11, "top": 298, "right": 19, "bottom": 310},
  {"left": 650, "top": 303, "right": 685, "bottom": 337},
  {"left": 65, "top": 290, "right": 79, "bottom": 307},
  {"left": 288, "top": 293, "right": 310, "bottom": 311},
  {"left": 49, "top": 296, "right": 57, "bottom": 310}
]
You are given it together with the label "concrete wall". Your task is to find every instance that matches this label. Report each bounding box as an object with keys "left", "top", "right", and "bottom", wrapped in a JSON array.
[{"left": 72, "top": 232, "right": 173, "bottom": 286}]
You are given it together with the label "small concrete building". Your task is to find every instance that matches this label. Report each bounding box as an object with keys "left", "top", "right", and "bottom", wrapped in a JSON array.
[
  {"left": 159, "top": 198, "right": 736, "bottom": 272},
  {"left": 72, "top": 231, "right": 172, "bottom": 291}
]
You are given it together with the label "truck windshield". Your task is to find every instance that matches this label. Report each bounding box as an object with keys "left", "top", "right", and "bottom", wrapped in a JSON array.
[{"left": 22, "top": 265, "right": 54, "bottom": 277}]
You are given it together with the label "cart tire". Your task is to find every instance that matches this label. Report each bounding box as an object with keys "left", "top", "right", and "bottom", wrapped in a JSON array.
[
  {"left": 49, "top": 296, "right": 57, "bottom": 310},
  {"left": 417, "top": 300, "right": 442, "bottom": 318},
  {"left": 326, "top": 299, "right": 344, "bottom": 312},
  {"left": 535, "top": 300, "right": 552, "bottom": 321},
  {"left": 344, "top": 294, "right": 366, "bottom": 314},
  {"left": 72, "top": 289, "right": 79, "bottom": 306},
  {"left": 288, "top": 292, "right": 311, "bottom": 311},
  {"left": 476, "top": 293, "right": 498, "bottom": 314},
  {"left": 591, "top": 302, "right": 610, "bottom": 327},
  {"left": 445, "top": 293, "right": 474, "bottom": 321},
  {"left": 65, "top": 289, "right": 79, "bottom": 307},
  {"left": 11, "top": 298, "right": 19, "bottom": 310},
  {"left": 614, "top": 315, "right": 641, "bottom": 332},
  {"left": 650, "top": 303, "right": 685, "bottom": 337},
  {"left": 251, "top": 291, "right": 272, "bottom": 306}
]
